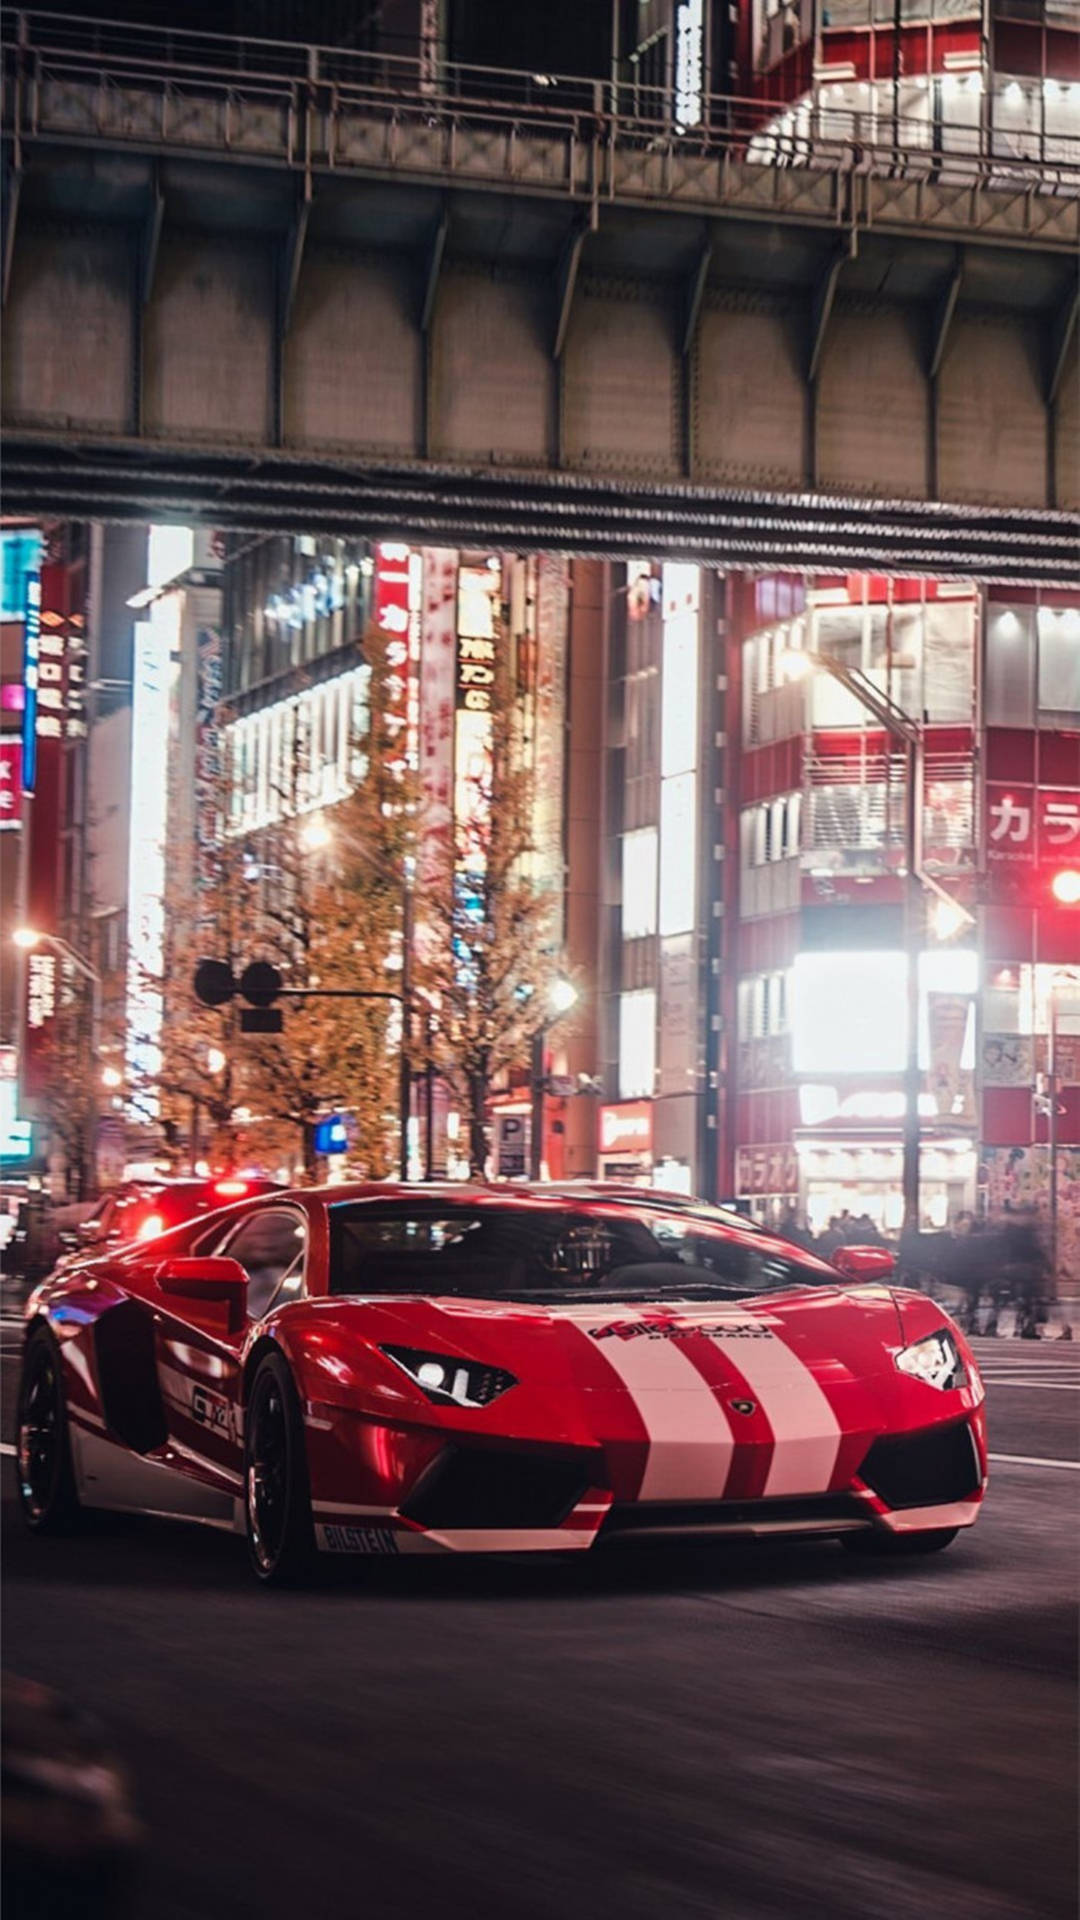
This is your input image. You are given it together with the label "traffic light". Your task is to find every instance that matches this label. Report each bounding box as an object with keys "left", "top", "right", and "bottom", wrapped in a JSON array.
[
  {"left": 1050, "top": 868, "right": 1080, "bottom": 907},
  {"left": 193, "top": 958, "right": 284, "bottom": 1032},
  {"left": 193, "top": 959, "right": 235, "bottom": 1007}
]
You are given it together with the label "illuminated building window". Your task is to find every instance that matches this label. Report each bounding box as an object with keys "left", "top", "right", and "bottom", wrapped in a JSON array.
[
  {"left": 659, "top": 774, "right": 696, "bottom": 936},
  {"left": 1037, "top": 608, "right": 1080, "bottom": 721},
  {"left": 622, "top": 828, "right": 658, "bottom": 940},
  {"left": 619, "top": 990, "right": 657, "bottom": 1101}
]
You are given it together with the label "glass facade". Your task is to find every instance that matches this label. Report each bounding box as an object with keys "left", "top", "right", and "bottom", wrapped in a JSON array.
[{"left": 221, "top": 535, "right": 375, "bottom": 699}]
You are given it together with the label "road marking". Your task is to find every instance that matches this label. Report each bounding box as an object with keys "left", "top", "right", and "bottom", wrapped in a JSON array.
[
  {"left": 982, "top": 1380, "right": 1080, "bottom": 1392},
  {"left": 989, "top": 1451, "right": 1080, "bottom": 1471}
]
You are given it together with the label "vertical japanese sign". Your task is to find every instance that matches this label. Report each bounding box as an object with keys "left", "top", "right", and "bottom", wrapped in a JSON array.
[
  {"left": 373, "top": 543, "right": 414, "bottom": 782},
  {"left": 454, "top": 564, "right": 500, "bottom": 876},
  {"left": 21, "top": 556, "right": 87, "bottom": 1106},
  {"left": 0, "top": 739, "right": 22, "bottom": 829},
  {"left": 195, "top": 628, "right": 223, "bottom": 922},
  {"left": 534, "top": 555, "right": 569, "bottom": 915},
  {"left": 20, "top": 569, "right": 40, "bottom": 795},
  {"left": 419, "top": 549, "right": 458, "bottom": 886}
]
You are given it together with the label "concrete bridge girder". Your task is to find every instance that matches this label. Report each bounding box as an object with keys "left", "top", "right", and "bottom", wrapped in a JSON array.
[
  {"left": 1, "top": 58, "right": 1077, "bottom": 532},
  {"left": 4, "top": 199, "right": 1076, "bottom": 514}
]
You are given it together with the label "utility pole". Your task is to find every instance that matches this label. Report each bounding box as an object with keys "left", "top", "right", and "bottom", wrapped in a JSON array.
[
  {"left": 398, "top": 865, "right": 414, "bottom": 1182},
  {"left": 902, "top": 737, "right": 922, "bottom": 1234},
  {"left": 529, "top": 1026, "right": 546, "bottom": 1182}
]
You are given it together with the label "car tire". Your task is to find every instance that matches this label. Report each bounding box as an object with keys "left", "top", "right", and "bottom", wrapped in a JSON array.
[
  {"left": 15, "top": 1325, "right": 81, "bottom": 1534},
  {"left": 244, "top": 1350, "right": 316, "bottom": 1586},
  {"left": 842, "top": 1526, "right": 959, "bottom": 1557}
]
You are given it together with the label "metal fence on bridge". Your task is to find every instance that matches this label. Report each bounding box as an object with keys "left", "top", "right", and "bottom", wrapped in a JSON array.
[{"left": 3, "top": 6, "right": 1079, "bottom": 202}]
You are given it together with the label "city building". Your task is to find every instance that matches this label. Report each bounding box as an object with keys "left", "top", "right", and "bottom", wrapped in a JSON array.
[
  {"left": 216, "top": 534, "right": 598, "bottom": 1181},
  {"left": 720, "top": 571, "right": 1080, "bottom": 1277},
  {"left": 592, "top": 560, "right": 1080, "bottom": 1278},
  {"left": 594, "top": 560, "right": 721, "bottom": 1196},
  {"left": 744, "top": 0, "right": 1080, "bottom": 172},
  {"left": 3, "top": 520, "right": 149, "bottom": 1189}
]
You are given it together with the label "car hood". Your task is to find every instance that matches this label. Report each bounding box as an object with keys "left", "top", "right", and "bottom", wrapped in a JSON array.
[{"left": 303, "top": 1281, "right": 906, "bottom": 1386}]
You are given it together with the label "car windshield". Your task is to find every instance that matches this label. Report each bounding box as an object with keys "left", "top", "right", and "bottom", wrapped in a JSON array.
[{"left": 328, "top": 1201, "right": 834, "bottom": 1304}]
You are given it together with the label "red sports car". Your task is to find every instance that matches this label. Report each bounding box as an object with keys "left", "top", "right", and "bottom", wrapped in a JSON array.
[
  {"left": 15, "top": 1184, "right": 987, "bottom": 1584},
  {"left": 56, "top": 1175, "right": 280, "bottom": 1261}
]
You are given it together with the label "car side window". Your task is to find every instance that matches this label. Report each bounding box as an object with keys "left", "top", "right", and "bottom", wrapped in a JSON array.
[{"left": 219, "top": 1209, "right": 307, "bottom": 1321}]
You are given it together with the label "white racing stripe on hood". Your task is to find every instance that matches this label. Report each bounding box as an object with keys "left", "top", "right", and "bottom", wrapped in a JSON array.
[
  {"left": 718, "top": 1325, "right": 842, "bottom": 1496},
  {"left": 559, "top": 1305, "right": 736, "bottom": 1502},
  {"left": 547, "top": 1301, "right": 840, "bottom": 1500}
]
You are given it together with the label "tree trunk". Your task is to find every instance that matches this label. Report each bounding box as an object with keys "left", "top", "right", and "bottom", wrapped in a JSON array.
[
  {"left": 467, "top": 1070, "right": 488, "bottom": 1178},
  {"left": 302, "top": 1121, "right": 320, "bottom": 1183}
]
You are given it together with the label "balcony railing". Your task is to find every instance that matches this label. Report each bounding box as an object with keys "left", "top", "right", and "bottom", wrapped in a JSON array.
[{"left": 802, "top": 746, "right": 975, "bottom": 875}]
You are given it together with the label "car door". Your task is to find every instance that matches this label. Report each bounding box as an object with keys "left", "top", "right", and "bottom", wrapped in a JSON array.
[{"left": 152, "top": 1204, "right": 308, "bottom": 1502}]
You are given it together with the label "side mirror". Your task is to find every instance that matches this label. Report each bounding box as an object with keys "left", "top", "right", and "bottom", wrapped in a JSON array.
[
  {"left": 156, "top": 1257, "right": 248, "bottom": 1334},
  {"left": 832, "top": 1245, "right": 896, "bottom": 1280}
]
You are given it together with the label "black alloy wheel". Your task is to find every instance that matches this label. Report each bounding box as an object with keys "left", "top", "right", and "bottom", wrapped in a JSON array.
[
  {"left": 244, "top": 1351, "right": 315, "bottom": 1586},
  {"left": 842, "top": 1526, "right": 959, "bottom": 1556},
  {"left": 16, "top": 1326, "right": 80, "bottom": 1533}
]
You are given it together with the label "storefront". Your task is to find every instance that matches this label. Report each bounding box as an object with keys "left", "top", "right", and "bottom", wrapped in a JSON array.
[
  {"left": 597, "top": 1101, "right": 653, "bottom": 1184},
  {"left": 795, "top": 1133, "right": 977, "bottom": 1235}
]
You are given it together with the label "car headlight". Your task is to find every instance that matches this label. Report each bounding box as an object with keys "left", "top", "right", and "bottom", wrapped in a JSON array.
[
  {"left": 894, "top": 1329, "right": 968, "bottom": 1392},
  {"left": 380, "top": 1345, "right": 517, "bottom": 1409}
]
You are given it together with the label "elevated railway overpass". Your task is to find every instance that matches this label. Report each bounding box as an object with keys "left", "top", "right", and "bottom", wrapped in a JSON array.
[{"left": 2, "top": 10, "right": 1078, "bottom": 578}]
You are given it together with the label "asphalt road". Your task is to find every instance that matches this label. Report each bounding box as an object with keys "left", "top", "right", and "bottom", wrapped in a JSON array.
[{"left": 2, "top": 1334, "right": 1077, "bottom": 1920}]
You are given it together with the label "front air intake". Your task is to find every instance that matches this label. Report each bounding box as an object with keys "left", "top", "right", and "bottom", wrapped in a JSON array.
[
  {"left": 402, "top": 1448, "right": 591, "bottom": 1530},
  {"left": 857, "top": 1422, "right": 980, "bottom": 1510}
]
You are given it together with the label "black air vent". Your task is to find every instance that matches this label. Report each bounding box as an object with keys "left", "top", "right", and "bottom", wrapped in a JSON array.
[
  {"left": 402, "top": 1449, "right": 590, "bottom": 1530},
  {"left": 858, "top": 1422, "right": 980, "bottom": 1510}
]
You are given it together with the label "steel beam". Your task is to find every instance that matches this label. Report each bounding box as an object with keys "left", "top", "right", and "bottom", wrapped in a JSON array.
[
  {"left": 4, "top": 437, "right": 1077, "bottom": 583},
  {"left": 681, "top": 234, "right": 712, "bottom": 480},
  {"left": 140, "top": 173, "right": 165, "bottom": 310},
  {"left": 420, "top": 204, "right": 449, "bottom": 338},
  {"left": 928, "top": 250, "right": 964, "bottom": 383},
  {"left": 553, "top": 221, "right": 587, "bottom": 363},
  {"left": 2, "top": 166, "right": 21, "bottom": 308},
  {"left": 1047, "top": 282, "right": 1079, "bottom": 408},
  {"left": 280, "top": 187, "right": 311, "bottom": 339},
  {"left": 807, "top": 245, "right": 849, "bottom": 387},
  {"left": 419, "top": 205, "right": 449, "bottom": 461},
  {"left": 682, "top": 237, "right": 713, "bottom": 362}
]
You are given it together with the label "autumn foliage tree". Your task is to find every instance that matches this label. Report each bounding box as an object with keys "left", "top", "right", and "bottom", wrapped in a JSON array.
[
  {"left": 420, "top": 647, "right": 573, "bottom": 1177},
  {"left": 238, "top": 624, "right": 416, "bottom": 1178}
]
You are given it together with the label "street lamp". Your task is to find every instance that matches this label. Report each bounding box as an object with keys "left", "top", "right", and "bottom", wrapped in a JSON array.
[
  {"left": 779, "top": 649, "right": 973, "bottom": 1233},
  {"left": 529, "top": 977, "right": 579, "bottom": 1182},
  {"left": 300, "top": 815, "right": 333, "bottom": 852}
]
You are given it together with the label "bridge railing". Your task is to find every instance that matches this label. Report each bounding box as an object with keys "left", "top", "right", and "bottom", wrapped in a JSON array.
[{"left": 3, "top": 6, "right": 1078, "bottom": 196}]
